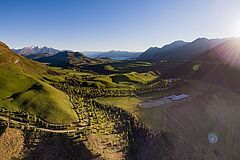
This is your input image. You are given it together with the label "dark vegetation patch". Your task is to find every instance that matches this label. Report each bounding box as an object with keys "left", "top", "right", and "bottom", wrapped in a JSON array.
[
  {"left": 5, "top": 84, "right": 44, "bottom": 100},
  {"left": 111, "top": 75, "right": 140, "bottom": 84},
  {"left": 0, "top": 125, "right": 7, "bottom": 136},
  {"left": 24, "top": 133, "right": 98, "bottom": 160},
  {"left": 80, "top": 60, "right": 184, "bottom": 75}
]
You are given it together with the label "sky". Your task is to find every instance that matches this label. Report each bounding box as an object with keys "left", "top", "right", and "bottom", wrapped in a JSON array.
[{"left": 1, "top": 0, "right": 240, "bottom": 51}]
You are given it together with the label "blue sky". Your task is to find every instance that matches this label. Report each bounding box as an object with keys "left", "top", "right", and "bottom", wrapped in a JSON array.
[{"left": 1, "top": 0, "right": 240, "bottom": 51}]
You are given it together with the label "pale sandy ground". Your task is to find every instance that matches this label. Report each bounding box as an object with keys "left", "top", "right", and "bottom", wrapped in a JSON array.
[{"left": 0, "top": 128, "right": 24, "bottom": 160}]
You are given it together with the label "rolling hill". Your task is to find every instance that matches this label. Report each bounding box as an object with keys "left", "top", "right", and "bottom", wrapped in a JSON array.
[
  {"left": 0, "top": 42, "right": 77, "bottom": 123},
  {"left": 36, "top": 51, "right": 105, "bottom": 67},
  {"left": 138, "top": 38, "right": 228, "bottom": 61}
]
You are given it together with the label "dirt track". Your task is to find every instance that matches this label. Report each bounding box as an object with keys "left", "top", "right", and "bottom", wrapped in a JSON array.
[{"left": 0, "top": 116, "right": 84, "bottom": 133}]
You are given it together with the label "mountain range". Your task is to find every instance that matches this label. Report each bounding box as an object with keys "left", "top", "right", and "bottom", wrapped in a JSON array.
[
  {"left": 13, "top": 46, "right": 142, "bottom": 61},
  {"left": 12, "top": 46, "right": 59, "bottom": 59},
  {"left": 12, "top": 38, "right": 231, "bottom": 63},
  {"left": 138, "top": 38, "right": 229, "bottom": 61},
  {"left": 166, "top": 38, "right": 240, "bottom": 91},
  {"left": 11, "top": 37, "right": 238, "bottom": 75}
]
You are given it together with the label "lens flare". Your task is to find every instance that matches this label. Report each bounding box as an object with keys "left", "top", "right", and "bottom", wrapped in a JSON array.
[
  {"left": 211, "top": 39, "right": 240, "bottom": 69},
  {"left": 208, "top": 133, "right": 218, "bottom": 144}
]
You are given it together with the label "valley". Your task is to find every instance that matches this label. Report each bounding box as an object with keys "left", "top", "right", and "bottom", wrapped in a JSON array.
[
  {"left": 2, "top": 1, "right": 240, "bottom": 159},
  {"left": 1, "top": 37, "right": 240, "bottom": 160}
]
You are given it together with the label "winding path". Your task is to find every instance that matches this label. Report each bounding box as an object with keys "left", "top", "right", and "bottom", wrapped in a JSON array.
[{"left": 0, "top": 115, "right": 85, "bottom": 133}]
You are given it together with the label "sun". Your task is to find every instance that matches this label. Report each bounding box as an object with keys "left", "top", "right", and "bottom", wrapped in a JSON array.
[{"left": 232, "top": 21, "right": 240, "bottom": 37}]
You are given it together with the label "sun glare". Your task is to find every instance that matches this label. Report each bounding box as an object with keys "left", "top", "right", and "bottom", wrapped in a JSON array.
[{"left": 232, "top": 21, "right": 240, "bottom": 37}]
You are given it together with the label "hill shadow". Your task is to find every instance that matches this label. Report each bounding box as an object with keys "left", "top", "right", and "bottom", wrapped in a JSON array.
[
  {"left": 24, "top": 133, "right": 98, "bottom": 160},
  {"left": 4, "top": 84, "right": 43, "bottom": 100}
]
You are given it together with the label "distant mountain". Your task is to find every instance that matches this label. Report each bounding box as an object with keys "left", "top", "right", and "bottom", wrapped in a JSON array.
[
  {"left": 83, "top": 50, "right": 142, "bottom": 60},
  {"left": 13, "top": 46, "right": 59, "bottom": 59},
  {"left": 138, "top": 38, "right": 228, "bottom": 61},
  {"left": 138, "top": 40, "right": 189, "bottom": 60},
  {"left": 36, "top": 51, "right": 105, "bottom": 67},
  {"left": 167, "top": 38, "right": 240, "bottom": 91}
]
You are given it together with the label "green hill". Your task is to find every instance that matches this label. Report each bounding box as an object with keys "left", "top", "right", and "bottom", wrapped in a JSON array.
[
  {"left": 84, "top": 72, "right": 158, "bottom": 89},
  {"left": 36, "top": 51, "right": 106, "bottom": 67},
  {"left": 0, "top": 42, "right": 77, "bottom": 123}
]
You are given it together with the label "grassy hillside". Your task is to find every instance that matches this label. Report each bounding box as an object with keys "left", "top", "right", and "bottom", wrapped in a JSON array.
[
  {"left": 110, "top": 72, "right": 157, "bottom": 84},
  {"left": 86, "top": 71, "right": 158, "bottom": 89},
  {"left": 0, "top": 42, "right": 77, "bottom": 123},
  {"left": 96, "top": 97, "right": 142, "bottom": 114}
]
